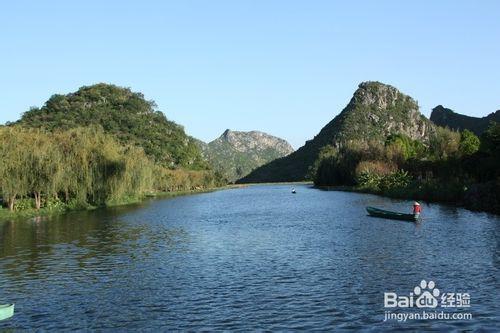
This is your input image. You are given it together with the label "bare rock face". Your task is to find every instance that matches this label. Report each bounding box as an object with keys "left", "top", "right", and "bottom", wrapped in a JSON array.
[
  {"left": 199, "top": 129, "right": 294, "bottom": 182},
  {"left": 330, "top": 81, "right": 435, "bottom": 146},
  {"left": 220, "top": 129, "right": 294, "bottom": 155},
  {"left": 355, "top": 81, "right": 403, "bottom": 109}
]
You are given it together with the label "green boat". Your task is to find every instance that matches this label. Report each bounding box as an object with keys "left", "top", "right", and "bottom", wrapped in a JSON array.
[
  {"left": 366, "top": 206, "right": 418, "bottom": 222},
  {"left": 0, "top": 304, "right": 14, "bottom": 321}
]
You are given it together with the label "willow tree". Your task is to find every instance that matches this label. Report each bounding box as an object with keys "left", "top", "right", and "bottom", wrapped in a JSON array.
[
  {"left": 25, "top": 129, "right": 63, "bottom": 209},
  {"left": 0, "top": 127, "right": 30, "bottom": 210},
  {"left": 118, "top": 145, "right": 154, "bottom": 199},
  {"left": 0, "top": 124, "right": 219, "bottom": 212},
  {"left": 53, "top": 126, "right": 123, "bottom": 206},
  {"left": 429, "top": 127, "right": 460, "bottom": 160},
  {"left": 53, "top": 128, "right": 96, "bottom": 206}
]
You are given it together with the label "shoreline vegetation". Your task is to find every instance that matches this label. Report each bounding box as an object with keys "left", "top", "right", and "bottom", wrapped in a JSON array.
[
  {"left": 315, "top": 185, "right": 492, "bottom": 214},
  {"left": 0, "top": 84, "right": 228, "bottom": 221},
  {"left": 0, "top": 186, "right": 239, "bottom": 223},
  {"left": 1, "top": 83, "right": 498, "bottom": 217},
  {"left": 0, "top": 125, "right": 226, "bottom": 221},
  {"left": 235, "top": 82, "right": 499, "bottom": 215},
  {"left": 311, "top": 125, "right": 500, "bottom": 215}
]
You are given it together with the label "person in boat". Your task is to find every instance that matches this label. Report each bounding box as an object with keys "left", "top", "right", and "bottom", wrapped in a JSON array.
[
  {"left": 291, "top": 187, "right": 296, "bottom": 193},
  {"left": 413, "top": 202, "right": 421, "bottom": 218}
]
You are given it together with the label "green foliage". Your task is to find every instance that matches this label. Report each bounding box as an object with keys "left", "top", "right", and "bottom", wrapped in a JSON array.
[
  {"left": 480, "top": 122, "right": 500, "bottom": 156},
  {"left": 312, "top": 130, "right": 461, "bottom": 189},
  {"left": 13, "top": 198, "right": 35, "bottom": 211},
  {"left": 476, "top": 122, "right": 500, "bottom": 181},
  {"left": 16, "top": 83, "right": 208, "bottom": 169},
  {"left": 0, "top": 127, "right": 31, "bottom": 209},
  {"left": 240, "top": 81, "right": 436, "bottom": 183},
  {"left": 459, "top": 129, "right": 480, "bottom": 156},
  {"left": 310, "top": 123, "right": 500, "bottom": 213},
  {"left": 385, "top": 133, "right": 426, "bottom": 161},
  {"left": 200, "top": 131, "right": 292, "bottom": 183},
  {"left": 313, "top": 142, "right": 367, "bottom": 186},
  {"left": 378, "top": 170, "right": 412, "bottom": 191},
  {"left": 355, "top": 160, "right": 396, "bottom": 190},
  {"left": 0, "top": 126, "right": 222, "bottom": 212},
  {"left": 429, "top": 127, "right": 460, "bottom": 160},
  {"left": 155, "top": 168, "right": 224, "bottom": 192},
  {"left": 44, "top": 197, "right": 66, "bottom": 210},
  {"left": 1, "top": 84, "right": 228, "bottom": 214},
  {"left": 356, "top": 168, "right": 412, "bottom": 192},
  {"left": 381, "top": 178, "right": 466, "bottom": 203},
  {"left": 307, "top": 145, "right": 338, "bottom": 180}
]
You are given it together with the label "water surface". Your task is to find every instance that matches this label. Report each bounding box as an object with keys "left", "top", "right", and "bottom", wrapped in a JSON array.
[{"left": 1, "top": 185, "right": 498, "bottom": 331}]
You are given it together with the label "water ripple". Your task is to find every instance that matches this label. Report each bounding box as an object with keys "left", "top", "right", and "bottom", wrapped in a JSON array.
[{"left": 0, "top": 185, "right": 499, "bottom": 330}]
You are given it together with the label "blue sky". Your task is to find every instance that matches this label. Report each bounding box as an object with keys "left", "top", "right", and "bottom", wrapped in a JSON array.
[{"left": 1, "top": 1, "right": 498, "bottom": 148}]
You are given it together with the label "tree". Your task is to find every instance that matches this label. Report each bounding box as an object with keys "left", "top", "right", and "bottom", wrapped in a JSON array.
[
  {"left": 25, "top": 129, "right": 63, "bottom": 209},
  {"left": 0, "top": 127, "right": 30, "bottom": 210},
  {"left": 0, "top": 125, "right": 221, "bottom": 212},
  {"left": 385, "top": 133, "right": 426, "bottom": 162},
  {"left": 16, "top": 83, "right": 210, "bottom": 169},
  {"left": 429, "top": 127, "right": 460, "bottom": 160},
  {"left": 458, "top": 129, "right": 480, "bottom": 156},
  {"left": 480, "top": 122, "right": 500, "bottom": 156}
]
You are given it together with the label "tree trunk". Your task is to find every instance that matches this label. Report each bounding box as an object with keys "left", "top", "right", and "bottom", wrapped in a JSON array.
[
  {"left": 34, "top": 191, "right": 41, "bottom": 210},
  {"left": 65, "top": 189, "right": 69, "bottom": 202},
  {"left": 8, "top": 195, "right": 15, "bottom": 211}
]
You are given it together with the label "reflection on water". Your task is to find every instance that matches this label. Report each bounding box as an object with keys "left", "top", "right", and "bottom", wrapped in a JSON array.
[
  {"left": 1, "top": 206, "right": 190, "bottom": 281},
  {"left": 0, "top": 185, "right": 499, "bottom": 330}
]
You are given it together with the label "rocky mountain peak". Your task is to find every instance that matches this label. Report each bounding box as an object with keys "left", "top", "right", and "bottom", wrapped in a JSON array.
[
  {"left": 216, "top": 129, "right": 294, "bottom": 155},
  {"left": 353, "top": 81, "right": 417, "bottom": 111},
  {"left": 239, "top": 81, "right": 436, "bottom": 183},
  {"left": 199, "top": 129, "right": 294, "bottom": 182},
  {"left": 222, "top": 129, "right": 232, "bottom": 138},
  {"left": 315, "top": 81, "right": 433, "bottom": 148}
]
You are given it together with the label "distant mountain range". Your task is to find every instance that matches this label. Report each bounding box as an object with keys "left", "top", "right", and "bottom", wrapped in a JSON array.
[
  {"left": 11, "top": 82, "right": 497, "bottom": 186},
  {"left": 238, "top": 81, "right": 437, "bottom": 183},
  {"left": 430, "top": 105, "right": 500, "bottom": 135},
  {"left": 11, "top": 83, "right": 294, "bottom": 182},
  {"left": 198, "top": 130, "right": 294, "bottom": 182}
]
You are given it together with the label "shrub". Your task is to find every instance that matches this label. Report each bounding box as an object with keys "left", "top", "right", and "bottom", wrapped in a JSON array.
[
  {"left": 429, "top": 127, "right": 460, "bottom": 160},
  {"left": 355, "top": 160, "right": 396, "bottom": 178},
  {"left": 459, "top": 129, "right": 480, "bottom": 156},
  {"left": 379, "top": 170, "right": 412, "bottom": 191},
  {"left": 14, "top": 198, "right": 35, "bottom": 211}
]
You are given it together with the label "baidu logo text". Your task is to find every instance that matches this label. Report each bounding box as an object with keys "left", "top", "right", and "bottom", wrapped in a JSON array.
[
  {"left": 385, "top": 280, "right": 440, "bottom": 308},
  {"left": 384, "top": 280, "right": 470, "bottom": 309}
]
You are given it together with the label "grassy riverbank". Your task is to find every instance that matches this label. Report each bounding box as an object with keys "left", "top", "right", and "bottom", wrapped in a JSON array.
[
  {"left": 0, "top": 125, "right": 226, "bottom": 221},
  {"left": 0, "top": 187, "right": 227, "bottom": 223}
]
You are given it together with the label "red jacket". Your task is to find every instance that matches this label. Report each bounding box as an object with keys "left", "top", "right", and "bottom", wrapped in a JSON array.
[{"left": 413, "top": 205, "right": 421, "bottom": 214}]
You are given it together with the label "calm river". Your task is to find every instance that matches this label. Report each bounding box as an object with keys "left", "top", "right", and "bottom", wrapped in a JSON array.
[{"left": 0, "top": 185, "right": 498, "bottom": 331}]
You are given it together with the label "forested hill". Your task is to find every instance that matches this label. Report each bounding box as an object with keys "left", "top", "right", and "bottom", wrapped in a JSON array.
[
  {"left": 198, "top": 129, "right": 294, "bottom": 182},
  {"left": 15, "top": 83, "right": 207, "bottom": 169},
  {"left": 238, "top": 81, "right": 436, "bottom": 183},
  {"left": 430, "top": 105, "right": 500, "bottom": 136}
]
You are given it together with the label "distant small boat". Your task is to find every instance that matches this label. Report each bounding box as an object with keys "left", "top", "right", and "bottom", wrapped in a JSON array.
[
  {"left": 366, "top": 206, "right": 418, "bottom": 222},
  {"left": 0, "top": 304, "right": 14, "bottom": 321},
  {"left": 291, "top": 188, "right": 296, "bottom": 194}
]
